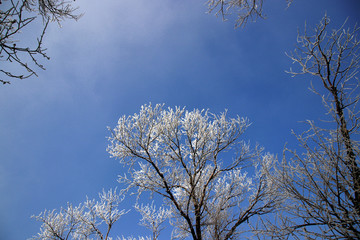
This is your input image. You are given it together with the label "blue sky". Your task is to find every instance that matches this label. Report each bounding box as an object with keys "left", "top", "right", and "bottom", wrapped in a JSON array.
[{"left": 0, "top": 0, "right": 360, "bottom": 239}]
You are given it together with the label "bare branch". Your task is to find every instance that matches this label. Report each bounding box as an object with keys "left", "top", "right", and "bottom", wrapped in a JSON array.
[
  {"left": 206, "top": 0, "right": 265, "bottom": 28},
  {"left": 269, "top": 14, "right": 360, "bottom": 239},
  {"left": 0, "top": 0, "right": 81, "bottom": 84}
]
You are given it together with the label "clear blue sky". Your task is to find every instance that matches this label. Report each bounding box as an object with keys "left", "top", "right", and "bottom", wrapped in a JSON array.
[{"left": 0, "top": 0, "right": 359, "bottom": 239}]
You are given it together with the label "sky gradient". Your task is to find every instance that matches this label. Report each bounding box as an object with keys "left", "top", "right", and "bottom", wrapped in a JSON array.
[{"left": 1, "top": 0, "right": 360, "bottom": 239}]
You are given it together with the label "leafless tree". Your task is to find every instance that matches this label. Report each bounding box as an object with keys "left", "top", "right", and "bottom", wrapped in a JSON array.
[
  {"left": 0, "top": 0, "right": 80, "bottom": 85},
  {"left": 206, "top": 0, "right": 293, "bottom": 28},
  {"left": 107, "top": 104, "right": 278, "bottom": 240},
  {"left": 134, "top": 202, "right": 171, "bottom": 240},
  {"left": 265, "top": 14, "right": 360, "bottom": 239},
  {"left": 31, "top": 189, "right": 129, "bottom": 240}
]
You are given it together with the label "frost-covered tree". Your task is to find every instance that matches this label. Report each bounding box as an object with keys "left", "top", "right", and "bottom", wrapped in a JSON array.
[
  {"left": 0, "top": 0, "right": 80, "bottom": 84},
  {"left": 265, "top": 15, "right": 360, "bottom": 239},
  {"left": 107, "top": 104, "right": 278, "bottom": 240},
  {"left": 134, "top": 202, "right": 171, "bottom": 240},
  {"left": 31, "top": 189, "right": 128, "bottom": 240}
]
